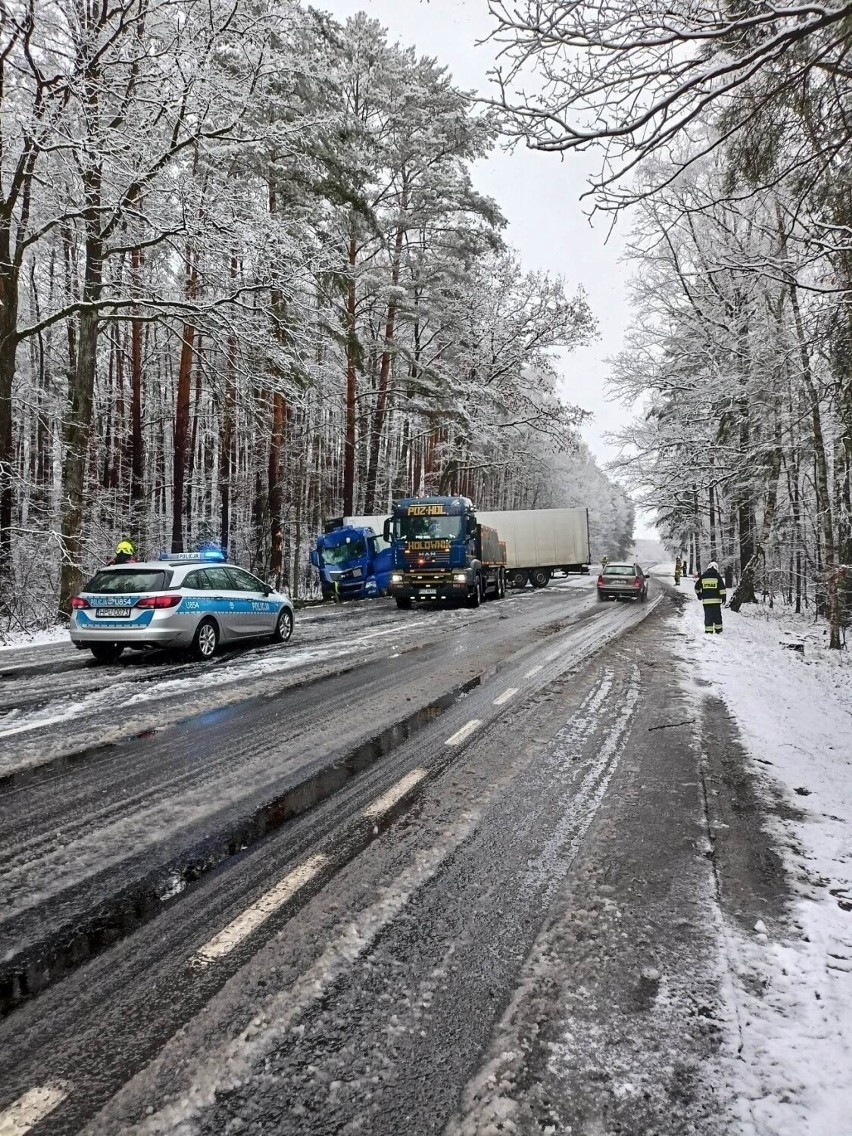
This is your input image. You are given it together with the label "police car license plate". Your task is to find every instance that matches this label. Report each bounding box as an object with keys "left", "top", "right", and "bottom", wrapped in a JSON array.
[
  {"left": 419, "top": 588, "right": 437, "bottom": 595},
  {"left": 96, "top": 607, "right": 131, "bottom": 618}
]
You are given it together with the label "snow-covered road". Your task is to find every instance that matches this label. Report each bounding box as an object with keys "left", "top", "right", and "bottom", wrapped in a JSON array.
[{"left": 3, "top": 576, "right": 846, "bottom": 1136}]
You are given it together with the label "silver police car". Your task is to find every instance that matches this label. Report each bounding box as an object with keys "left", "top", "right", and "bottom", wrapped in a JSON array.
[{"left": 69, "top": 553, "right": 295, "bottom": 663}]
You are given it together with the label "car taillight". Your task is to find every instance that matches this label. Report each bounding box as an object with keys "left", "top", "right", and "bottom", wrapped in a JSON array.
[
  {"left": 597, "top": 575, "right": 604, "bottom": 585},
  {"left": 634, "top": 577, "right": 643, "bottom": 587},
  {"left": 135, "top": 595, "right": 182, "bottom": 609},
  {"left": 71, "top": 596, "right": 90, "bottom": 610}
]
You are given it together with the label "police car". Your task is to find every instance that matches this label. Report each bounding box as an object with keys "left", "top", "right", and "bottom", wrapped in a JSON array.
[{"left": 69, "top": 551, "right": 295, "bottom": 664}]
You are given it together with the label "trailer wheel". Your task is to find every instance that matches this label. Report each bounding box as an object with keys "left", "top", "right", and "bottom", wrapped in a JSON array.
[
  {"left": 509, "top": 569, "right": 528, "bottom": 590},
  {"left": 531, "top": 568, "right": 551, "bottom": 589}
]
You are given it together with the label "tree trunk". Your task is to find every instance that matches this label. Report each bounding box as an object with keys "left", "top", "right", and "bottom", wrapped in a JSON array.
[
  {"left": 789, "top": 282, "right": 842, "bottom": 647},
  {"left": 220, "top": 342, "right": 236, "bottom": 556},
  {"left": 708, "top": 479, "right": 718, "bottom": 562},
  {"left": 343, "top": 236, "right": 358, "bottom": 516},
  {"left": 59, "top": 151, "right": 104, "bottom": 615},
  {"left": 729, "top": 443, "right": 782, "bottom": 612},
  {"left": 59, "top": 301, "right": 100, "bottom": 614},
  {"left": 0, "top": 260, "right": 18, "bottom": 577},
  {"left": 129, "top": 246, "right": 145, "bottom": 511},
  {"left": 364, "top": 187, "right": 407, "bottom": 514},
  {"left": 171, "top": 246, "right": 199, "bottom": 553},
  {"left": 269, "top": 391, "right": 287, "bottom": 589}
]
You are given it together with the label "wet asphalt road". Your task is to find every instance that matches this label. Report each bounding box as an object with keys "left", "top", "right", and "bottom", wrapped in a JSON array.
[{"left": 0, "top": 579, "right": 788, "bottom": 1135}]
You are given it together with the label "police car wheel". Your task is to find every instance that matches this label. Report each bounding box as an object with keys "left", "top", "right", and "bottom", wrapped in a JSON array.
[
  {"left": 191, "top": 618, "right": 219, "bottom": 661},
  {"left": 90, "top": 644, "right": 123, "bottom": 664},
  {"left": 273, "top": 607, "right": 293, "bottom": 644}
]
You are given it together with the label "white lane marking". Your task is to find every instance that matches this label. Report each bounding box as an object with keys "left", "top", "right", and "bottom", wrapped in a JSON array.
[
  {"left": 0, "top": 1083, "right": 71, "bottom": 1135},
  {"left": 546, "top": 651, "right": 560, "bottom": 661},
  {"left": 493, "top": 687, "right": 518, "bottom": 706},
  {"left": 118, "top": 666, "right": 630, "bottom": 1136},
  {"left": 524, "top": 664, "right": 543, "bottom": 677},
  {"left": 193, "top": 853, "right": 328, "bottom": 966},
  {"left": 445, "top": 719, "right": 482, "bottom": 747},
  {"left": 349, "top": 621, "right": 430, "bottom": 642},
  {"left": 363, "top": 767, "right": 428, "bottom": 819},
  {"left": 136, "top": 765, "right": 517, "bottom": 1135}
]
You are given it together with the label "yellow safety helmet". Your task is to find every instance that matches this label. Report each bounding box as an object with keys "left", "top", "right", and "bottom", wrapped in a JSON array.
[{"left": 116, "top": 540, "right": 135, "bottom": 556}]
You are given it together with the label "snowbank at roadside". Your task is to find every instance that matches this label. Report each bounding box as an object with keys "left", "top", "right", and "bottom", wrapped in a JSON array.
[
  {"left": 684, "top": 601, "right": 852, "bottom": 1135},
  {"left": 0, "top": 626, "right": 68, "bottom": 651}
]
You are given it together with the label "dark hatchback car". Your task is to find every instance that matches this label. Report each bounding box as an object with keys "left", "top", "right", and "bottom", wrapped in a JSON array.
[{"left": 597, "top": 562, "right": 649, "bottom": 601}]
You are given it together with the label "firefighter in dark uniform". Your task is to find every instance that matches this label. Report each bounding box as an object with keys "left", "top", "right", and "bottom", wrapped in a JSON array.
[{"left": 695, "top": 560, "right": 726, "bottom": 633}]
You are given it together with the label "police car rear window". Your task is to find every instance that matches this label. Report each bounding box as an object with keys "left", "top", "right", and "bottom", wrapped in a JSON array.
[
  {"left": 85, "top": 569, "right": 170, "bottom": 593},
  {"left": 604, "top": 565, "right": 635, "bottom": 576}
]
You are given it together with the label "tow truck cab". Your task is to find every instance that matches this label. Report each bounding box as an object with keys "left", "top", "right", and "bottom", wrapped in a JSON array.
[{"left": 385, "top": 496, "right": 506, "bottom": 609}]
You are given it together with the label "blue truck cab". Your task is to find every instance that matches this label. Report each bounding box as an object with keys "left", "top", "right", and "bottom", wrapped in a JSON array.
[
  {"left": 310, "top": 523, "right": 393, "bottom": 601},
  {"left": 385, "top": 496, "right": 506, "bottom": 609}
]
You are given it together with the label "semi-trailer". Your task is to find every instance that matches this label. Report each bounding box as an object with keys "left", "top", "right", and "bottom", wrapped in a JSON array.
[{"left": 476, "top": 507, "right": 591, "bottom": 588}]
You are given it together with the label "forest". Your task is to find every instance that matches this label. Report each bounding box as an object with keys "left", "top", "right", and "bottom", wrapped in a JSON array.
[
  {"left": 0, "top": 0, "right": 635, "bottom": 632},
  {"left": 490, "top": 0, "right": 852, "bottom": 646}
]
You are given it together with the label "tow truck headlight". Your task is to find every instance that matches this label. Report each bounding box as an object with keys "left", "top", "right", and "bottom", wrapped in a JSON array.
[
  {"left": 391, "top": 572, "right": 404, "bottom": 584},
  {"left": 453, "top": 573, "right": 467, "bottom": 583}
]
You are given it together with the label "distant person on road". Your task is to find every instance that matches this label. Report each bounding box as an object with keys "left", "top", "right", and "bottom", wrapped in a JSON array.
[
  {"left": 695, "top": 560, "right": 726, "bottom": 634},
  {"left": 674, "top": 556, "right": 683, "bottom": 586},
  {"left": 109, "top": 539, "right": 137, "bottom": 565}
]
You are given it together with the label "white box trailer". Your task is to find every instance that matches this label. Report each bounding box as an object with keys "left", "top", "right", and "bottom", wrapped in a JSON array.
[{"left": 476, "top": 507, "right": 591, "bottom": 588}]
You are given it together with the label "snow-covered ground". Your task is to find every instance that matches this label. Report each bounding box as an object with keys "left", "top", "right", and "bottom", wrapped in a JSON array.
[
  {"left": 682, "top": 596, "right": 852, "bottom": 1134},
  {"left": 0, "top": 625, "right": 67, "bottom": 650}
]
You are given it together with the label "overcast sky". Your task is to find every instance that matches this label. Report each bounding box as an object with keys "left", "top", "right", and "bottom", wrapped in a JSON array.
[{"left": 319, "top": 0, "right": 653, "bottom": 536}]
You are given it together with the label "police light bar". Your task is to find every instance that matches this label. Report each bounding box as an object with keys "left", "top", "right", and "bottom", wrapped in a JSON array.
[{"left": 159, "top": 548, "right": 226, "bottom": 562}]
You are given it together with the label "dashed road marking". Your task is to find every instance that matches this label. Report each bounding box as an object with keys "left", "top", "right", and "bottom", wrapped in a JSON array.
[
  {"left": 445, "top": 719, "right": 482, "bottom": 747},
  {"left": 493, "top": 687, "right": 518, "bottom": 706},
  {"left": 0, "top": 1083, "right": 71, "bottom": 1135},
  {"left": 363, "top": 768, "right": 429, "bottom": 819},
  {"left": 524, "top": 665, "right": 543, "bottom": 677},
  {"left": 351, "top": 621, "right": 430, "bottom": 642},
  {"left": 192, "top": 853, "right": 328, "bottom": 966}
]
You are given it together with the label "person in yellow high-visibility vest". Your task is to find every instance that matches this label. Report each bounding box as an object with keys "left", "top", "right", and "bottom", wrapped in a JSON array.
[{"left": 695, "top": 561, "right": 726, "bottom": 633}]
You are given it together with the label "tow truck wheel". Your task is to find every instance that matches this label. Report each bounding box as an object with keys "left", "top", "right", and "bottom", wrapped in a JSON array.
[
  {"left": 90, "top": 643, "right": 123, "bottom": 664},
  {"left": 395, "top": 597, "right": 412, "bottom": 610},
  {"left": 272, "top": 607, "right": 293, "bottom": 644},
  {"left": 191, "top": 618, "right": 219, "bottom": 661}
]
